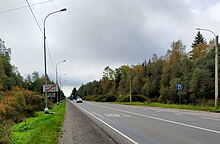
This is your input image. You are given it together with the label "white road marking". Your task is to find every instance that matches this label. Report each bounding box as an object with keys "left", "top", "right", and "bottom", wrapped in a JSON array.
[
  {"left": 103, "top": 113, "right": 131, "bottom": 118},
  {"left": 89, "top": 103, "right": 220, "bottom": 134},
  {"left": 75, "top": 104, "right": 138, "bottom": 144},
  {"left": 201, "top": 117, "right": 220, "bottom": 122},
  {"left": 174, "top": 113, "right": 182, "bottom": 116}
]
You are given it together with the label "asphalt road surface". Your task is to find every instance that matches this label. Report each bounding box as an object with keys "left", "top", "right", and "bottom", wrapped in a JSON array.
[{"left": 69, "top": 100, "right": 220, "bottom": 144}]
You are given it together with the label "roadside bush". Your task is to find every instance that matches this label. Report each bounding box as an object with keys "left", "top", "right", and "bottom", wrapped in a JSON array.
[
  {"left": 84, "top": 94, "right": 98, "bottom": 101},
  {"left": 116, "top": 94, "right": 130, "bottom": 102},
  {"left": 116, "top": 94, "right": 147, "bottom": 102},
  {"left": 0, "top": 118, "right": 12, "bottom": 144},
  {"left": 132, "top": 94, "right": 147, "bottom": 102},
  {"left": 94, "top": 95, "right": 106, "bottom": 102},
  {"left": 1, "top": 87, "right": 44, "bottom": 122},
  {"left": 0, "top": 87, "right": 45, "bottom": 144},
  {"left": 104, "top": 94, "right": 117, "bottom": 102}
]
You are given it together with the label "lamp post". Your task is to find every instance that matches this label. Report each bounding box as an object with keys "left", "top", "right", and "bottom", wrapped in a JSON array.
[
  {"left": 130, "top": 65, "right": 134, "bottom": 102},
  {"left": 196, "top": 28, "right": 219, "bottom": 108},
  {"left": 56, "top": 60, "right": 66, "bottom": 104},
  {"left": 43, "top": 8, "right": 67, "bottom": 113},
  {"left": 59, "top": 74, "right": 67, "bottom": 102}
]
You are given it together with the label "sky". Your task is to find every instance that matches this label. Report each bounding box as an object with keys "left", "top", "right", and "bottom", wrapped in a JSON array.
[{"left": 0, "top": 0, "right": 220, "bottom": 96}]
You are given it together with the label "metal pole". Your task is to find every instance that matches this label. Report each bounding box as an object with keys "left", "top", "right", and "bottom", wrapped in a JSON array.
[
  {"left": 196, "top": 28, "right": 218, "bottom": 108},
  {"left": 56, "top": 60, "right": 66, "bottom": 104},
  {"left": 215, "top": 35, "right": 218, "bottom": 107},
  {"left": 43, "top": 8, "right": 67, "bottom": 113},
  {"left": 44, "top": 22, "right": 49, "bottom": 113},
  {"left": 59, "top": 74, "right": 66, "bottom": 102},
  {"left": 130, "top": 67, "right": 132, "bottom": 102},
  {"left": 56, "top": 65, "right": 58, "bottom": 104}
]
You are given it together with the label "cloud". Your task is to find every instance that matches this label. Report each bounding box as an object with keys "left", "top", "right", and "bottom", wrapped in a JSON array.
[{"left": 1, "top": 0, "right": 220, "bottom": 95}]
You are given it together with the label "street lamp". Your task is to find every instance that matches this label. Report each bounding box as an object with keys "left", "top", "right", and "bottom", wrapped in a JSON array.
[
  {"left": 130, "top": 65, "right": 134, "bottom": 102},
  {"left": 196, "top": 28, "right": 219, "bottom": 108},
  {"left": 56, "top": 60, "right": 66, "bottom": 104},
  {"left": 59, "top": 73, "right": 67, "bottom": 102},
  {"left": 43, "top": 8, "right": 67, "bottom": 113}
]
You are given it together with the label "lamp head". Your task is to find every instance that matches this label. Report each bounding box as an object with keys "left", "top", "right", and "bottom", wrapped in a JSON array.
[{"left": 60, "top": 8, "right": 67, "bottom": 12}]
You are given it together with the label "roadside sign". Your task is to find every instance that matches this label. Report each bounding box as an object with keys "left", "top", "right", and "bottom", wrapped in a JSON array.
[
  {"left": 176, "top": 84, "right": 183, "bottom": 91},
  {"left": 47, "top": 93, "right": 56, "bottom": 98},
  {"left": 43, "top": 84, "right": 58, "bottom": 92}
]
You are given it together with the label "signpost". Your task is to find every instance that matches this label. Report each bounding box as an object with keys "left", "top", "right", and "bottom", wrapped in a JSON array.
[
  {"left": 43, "top": 84, "right": 58, "bottom": 113},
  {"left": 176, "top": 84, "right": 183, "bottom": 104},
  {"left": 43, "top": 84, "right": 58, "bottom": 93},
  {"left": 176, "top": 84, "right": 183, "bottom": 91}
]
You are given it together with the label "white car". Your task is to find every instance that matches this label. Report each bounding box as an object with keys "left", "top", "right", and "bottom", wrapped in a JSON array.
[{"left": 76, "top": 97, "right": 83, "bottom": 103}]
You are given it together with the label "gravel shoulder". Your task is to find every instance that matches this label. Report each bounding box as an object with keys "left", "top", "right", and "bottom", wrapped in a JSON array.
[{"left": 59, "top": 100, "right": 117, "bottom": 144}]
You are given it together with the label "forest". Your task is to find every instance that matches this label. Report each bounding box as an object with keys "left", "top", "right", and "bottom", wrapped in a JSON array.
[{"left": 73, "top": 32, "right": 219, "bottom": 106}]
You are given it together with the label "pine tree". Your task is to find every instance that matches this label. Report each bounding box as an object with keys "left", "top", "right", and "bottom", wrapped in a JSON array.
[
  {"left": 191, "top": 31, "right": 208, "bottom": 60},
  {"left": 191, "top": 31, "right": 206, "bottom": 48}
]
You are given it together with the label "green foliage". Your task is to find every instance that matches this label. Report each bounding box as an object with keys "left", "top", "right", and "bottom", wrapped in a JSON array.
[
  {"left": 105, "top": 94, "right": 117, "bottom": 102},
  {"left": 0, "top": 118, "right": 12, "bottom": 144},
  {"left": 0, "top": 87, "right": 44, "bottom": 123},
  {"left": 132, "top": 94, "right": 147, "bottom": 102},
  {"left": 116, "top": 94, "right": 130, "bottom": 102},
  {"left": 191, "top": 31, "right": 206, "bottom": 48},
  {"left": 73, "top": 36, "right": 218, "bottom": 107},
  {"left": 12, "top": 101, "right": 66, "bottom": 144}
]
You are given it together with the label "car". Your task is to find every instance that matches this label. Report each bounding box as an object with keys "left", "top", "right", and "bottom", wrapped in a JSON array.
[
  {"left": 70, "top": 95, "right": 74, "bottom": 101},
  {"left": 76, "top": 97, "right": 83, "bottom": 103}
]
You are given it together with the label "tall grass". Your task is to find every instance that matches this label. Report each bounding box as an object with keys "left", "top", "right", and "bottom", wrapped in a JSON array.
[
  {"left": 113, "top": 102, "right": 220, "bottom": 112},
  {"left": 12, "top": 101, "right": 66, "bottom": 144}
]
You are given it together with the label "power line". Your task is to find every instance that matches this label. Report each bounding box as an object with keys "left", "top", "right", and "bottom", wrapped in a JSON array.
[
  {"left": 26, "top": 0, "right": 43, "bottom": 34},
  {"left": 25, "top": 0, "right": 56, "bottom": 80},
  {"left": 0, "top": 0, "right": 55, "bottom": 14},
  {"left": 47, "top": 42, "right": 55, "bottom": 71}
]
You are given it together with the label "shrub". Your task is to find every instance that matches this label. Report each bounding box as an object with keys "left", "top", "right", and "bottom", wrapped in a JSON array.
[
  {"left": 0, "top": 117, "right": 12, "bottom": 144},
  {"left": 116, "top": 94, "right": 130, "bottom": 102},
  {"left": 132, "top": 94, "right": 147, "bottom": 102},
  {"left": 105, "top": 94, "right": 117, "bottom": 102}
]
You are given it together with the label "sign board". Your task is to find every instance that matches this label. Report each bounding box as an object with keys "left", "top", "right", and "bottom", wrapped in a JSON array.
[
  {"left": 176, "top": 84, "right": 183, "bottom": 91},
  {"left": 47, "top": 93, "right": 56, "bottom": 98},
  {"left": 43, "top": 84, "right": 58, "bottom": 92}
]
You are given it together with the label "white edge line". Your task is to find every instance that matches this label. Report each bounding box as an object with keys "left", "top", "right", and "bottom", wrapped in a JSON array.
[
  {"left": 201, "top": 117, "right": 220, "bottom": 122},
  {"left": 75, "top": 104, "right": 139, "bottom": 144},
  {"left": 89, "top": 103, "right": 220, "bottom": 135}
]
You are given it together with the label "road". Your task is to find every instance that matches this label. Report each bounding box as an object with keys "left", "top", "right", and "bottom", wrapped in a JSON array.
[{"left": 70, "top": 101, "right": 220, "bottom": 144}]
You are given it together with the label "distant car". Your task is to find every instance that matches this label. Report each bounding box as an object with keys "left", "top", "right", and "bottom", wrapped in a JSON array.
[
  {"left": 76, "top": 97, "right": 83, "bottom": 103},
  {"left": 70, "top": 95, "right": 74, "bottom": 101}
]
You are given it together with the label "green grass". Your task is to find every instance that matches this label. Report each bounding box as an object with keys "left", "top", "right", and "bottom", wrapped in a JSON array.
[
  {"left": 112, "top": 102, "right": 220, "bottom": 112},
  {"left": 12, "top": 101, "right": 66, "bottom": 144}
]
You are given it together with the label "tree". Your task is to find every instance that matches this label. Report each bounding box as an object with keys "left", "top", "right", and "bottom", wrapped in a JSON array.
[
  {"left": 71, "top": 87, "right": 77, "bottom": 97},
  {"left": 160, "top": 40, "right": 186, "bottom": 102},
  {"left": 0, "top": 57, "right": 5, "bottom": 90},
  {"left": 191, "top": 31, "right": 208, "bottom": 60},
  {"left": 190, "top": 67, "right": 214, "bottom": 102},
  {"left": 132, "top": 65, "right": 145, "bottom": 94},
  {"left": 118, "top": 65, "right": 130, "bottom": 94},
  {"left": 191, "top": 31, "right": 206, "bottom": 48},
  {"left": 32, "top": 71, "right": 39, "bottom": 82}
]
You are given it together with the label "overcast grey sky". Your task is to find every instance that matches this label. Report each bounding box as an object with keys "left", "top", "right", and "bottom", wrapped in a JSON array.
[{"left": 0, "top": 0, "right": 220, "bottom": 95}]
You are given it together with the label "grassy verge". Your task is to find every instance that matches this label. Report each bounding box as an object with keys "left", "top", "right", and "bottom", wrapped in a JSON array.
[
  {"left": 113, "top": 102, "right": 220, "bottom": 112},
  {"left": 12, "top": 100, "right": 66, "bottom": 144}
]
